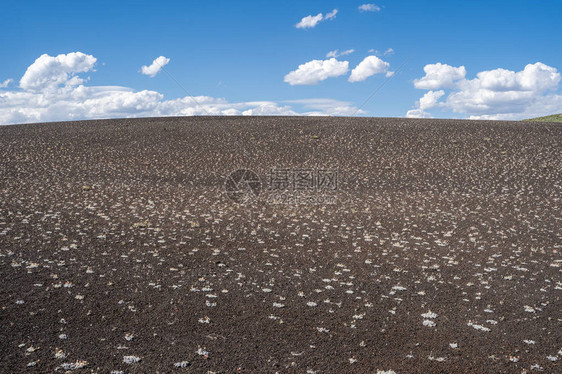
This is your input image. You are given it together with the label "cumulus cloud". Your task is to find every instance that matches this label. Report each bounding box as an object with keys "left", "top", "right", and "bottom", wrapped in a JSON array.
[
  {"left": 475, "top": 63, "right": 560, "bottom": 92},
  {"left": 406, "top": 109, "right": 433, "bottom": 118},
  {"left": 0, "top": 79, "right": 13, "bottom": 88},
  {"left": 326, "top": 49, "right": 355, "bottom": 58},
  {"left": 284, "top": 58, "right": 349, "bottom": 85},
  {"left": 358, "top": 4, "right": 380, "bottom": 12},
  {"left": 296, "top": 9, "right": 338, "bottom": 29},
  {"left": 418, "top": 90, "right": 445, "bottom": 110},
  {"left": 141, "top": 56, "right": 170, "bottom": 77},
  {"left": 348, "top": 56, "right": 390, "bottom": 82},
  {"left": 19, "top": 52, "right": 97, "bottom": 91},
  {"left": 0, "top": 52, "right": 363, "bottom": 125},
  {"left": 408, "top": 62, "right": 562, "bottom": 119},
  {"left": 413, "top": 63, "right": 466, "bottom": 90},
  {"left": 405, "top": 90, "right": 444, "bottom": 118}
]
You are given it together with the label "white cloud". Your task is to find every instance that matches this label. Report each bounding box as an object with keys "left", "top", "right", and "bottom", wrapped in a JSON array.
[
  {"left": 474, "top": 63, "right": 560, "bottom": 92},
  {"left": 367, "top": 48, "right": 394, "bottom": 57},
  {"left": 141, "top": 56, "right": 170, "bottom": 77},
  {"left": 284, "top": 58, "right": 349, "bottom": 85},
  {"left": 418, "top": 90, "right": 445, "bottom": 110},
  {"left": 406, "top": 109, "right": 432, "bottom": 118},
  {"left": 326, "top": 49, "right": 355, "bottom": 58},
  {"left": 0, "top": 79, "right": 13, "bottom": 88},
  {"left": 413, "top": 63, "right": 466, "bottom": 90},
  {"left": 284, "top": 98, "right": 366, "bottom": 116},
  {"left": 358, "top": 4, "right": 381, "bottom": 12},
  {"left": 325, "top": 9, "right": 338, "bottom": 20},
  {"left": 349, "top": 56, "right": 390, "bottom": 82},
  {"left": 20, "top": 52, "right": 97, "bottom": 91},
  {"left": 406, "top": 90, "right": 444, "bottom": 118},
  {"left": 296, "top": 9, "right": 338, "bottom": 29},
  {"left": 408, "top": 62, "right": 562, "bottom": 120},
  {"left": 241, "top": 102, "right": 297, "bottom": 116},
  {"left": 0, "top": 52, "right": 363, "bottom": 125},
  {"left": 296, "top": 13, "right": 323, "bottom": 29}
]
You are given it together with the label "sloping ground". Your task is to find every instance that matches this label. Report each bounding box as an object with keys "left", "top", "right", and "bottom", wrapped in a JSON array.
[
  {"left": 525, "top": 114, "right": 562, "bottom": 122},
  {"left": 0, "top": 117, "right": 561, "bottom": 373}
]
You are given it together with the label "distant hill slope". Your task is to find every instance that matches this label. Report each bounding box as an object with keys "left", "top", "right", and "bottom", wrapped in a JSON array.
[{"left": 524, "top": 114, "right": 562, "bottom": 122}]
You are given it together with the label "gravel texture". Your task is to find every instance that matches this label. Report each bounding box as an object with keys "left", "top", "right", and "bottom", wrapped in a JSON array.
[{"left": 0, "top": 116, "right": 561, "bottom": 373}]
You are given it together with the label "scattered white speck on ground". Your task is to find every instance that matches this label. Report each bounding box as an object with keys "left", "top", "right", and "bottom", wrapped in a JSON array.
[
  {"left": 421, "top": 311, "right": 437, "bottom": 319},
  {"left": 468, "top": 322, "right": 490, "bottom": 332},
  {"left": 423, "top": 320, "right": 436, "bottom": 327},
  {"left": 123, "top": 356, "right": 141, "bottom": 364}
]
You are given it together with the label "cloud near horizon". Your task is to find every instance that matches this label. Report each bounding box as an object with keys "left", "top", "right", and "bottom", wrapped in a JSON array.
[
  {"left": 284, "top": 58, "right": 349, "bottom": 85},
  {"left": 284, "top": 55, "right": 392, "bottom": 85},
  {"left": 19, "top": 52, "right": 97, "bottom": 91},
  {"left": 407, "top": 62, "right": 562, "bottom": 119},
  {"left": 0, "top": 52, "right": 363, "bottom": 125}
]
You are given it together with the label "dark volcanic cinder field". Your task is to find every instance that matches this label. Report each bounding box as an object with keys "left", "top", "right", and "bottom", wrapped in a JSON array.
[{"left": 0, "top": 117, "right": 561, "bottom": 373}]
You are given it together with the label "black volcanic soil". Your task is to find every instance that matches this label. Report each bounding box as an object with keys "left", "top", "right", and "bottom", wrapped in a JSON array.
[{"left": 0, "top": 116, "right": 561, "bottom": 373}]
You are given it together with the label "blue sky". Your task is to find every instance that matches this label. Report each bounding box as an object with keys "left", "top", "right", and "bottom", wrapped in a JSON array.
[{"left": 1, "top": 0, "right": 561, "bottom": 124}]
